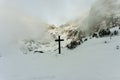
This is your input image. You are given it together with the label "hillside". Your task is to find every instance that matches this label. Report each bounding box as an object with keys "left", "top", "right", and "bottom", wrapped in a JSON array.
[
  {"left": 0, "top": 27, "right": 120, "bottom": 80},
  {"left": 1, "top": 0, "right": 120, "bottom": 80}
]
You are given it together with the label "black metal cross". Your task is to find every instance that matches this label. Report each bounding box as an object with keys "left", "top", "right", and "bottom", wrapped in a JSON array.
[{"left": 55, "top": 36, "right": 64, "bottom": 54}]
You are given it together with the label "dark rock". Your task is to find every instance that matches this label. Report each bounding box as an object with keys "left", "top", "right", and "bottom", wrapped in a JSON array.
[
  {"left": 112, "top": 25, "right": 115, "bottom": 28},
  {"left": 84, "top": 38, "right": 88, "bottom": 42},
  {"left": 92, "top": 33, "right": 98, "bottom": 38},
  {"left": 66, "top": 41, "right": 79, "bottom": 49},
  {"left": 104, "top": 41, "right": 107, "bottom": 44},
  {"left": 99, "top": 29, "right": 111, "bottom": 37},
  {"left": 116, "top": 45, "right": 119, "bottom": 50},
  {"left": 119, "top": 27, "right": 120, "bottom": 29},
  {"left": 34, "top": 51, "right": 44, "bottom": 53},
  {"left": 74, "top": 30, "right": 78, "bottom": 36},
  {"left": 79, "top": 38, "right": 83, "bottom": 43},
  {"left": 114, "top": 30, "right": 118, "bottom": 35},
  {"left": 115, "top": 24, "right": 117, "bottom": 27}
]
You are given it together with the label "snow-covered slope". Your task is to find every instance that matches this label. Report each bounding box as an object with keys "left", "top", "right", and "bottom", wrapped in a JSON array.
[
  {"left": 1, "top": 0, "right": 120, "bottom": 80},
  {"left": 0, "top": 27, "right": 120, "bottom": 80}
]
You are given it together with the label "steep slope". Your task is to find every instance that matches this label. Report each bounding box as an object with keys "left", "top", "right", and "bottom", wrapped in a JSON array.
[
  {"left": 1, "top": 0, "right": 120, "bottom": 80},
  {"left": 0, "top": 27, "right": 120, "bottom": 80}
]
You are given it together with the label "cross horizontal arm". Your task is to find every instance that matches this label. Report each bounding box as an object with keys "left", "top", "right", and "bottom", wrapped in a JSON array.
[
  {"left": 55, "top": 39, "right": 64, "bottom": 41},
  {"left": 60, "top": 39, "right": 64, "bottom": 41}
]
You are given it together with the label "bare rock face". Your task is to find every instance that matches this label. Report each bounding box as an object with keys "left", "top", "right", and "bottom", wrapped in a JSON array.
[
  {"left": 99, "top": 29, "right": 111, "bottom": 37},
  {"left": 66, "top": 40, "right": 80, "bottom": 49}
]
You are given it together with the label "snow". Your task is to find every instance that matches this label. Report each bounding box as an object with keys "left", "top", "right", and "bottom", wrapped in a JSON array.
[{"left": 0, "top": 27, "right": 120, "bottom": 80}]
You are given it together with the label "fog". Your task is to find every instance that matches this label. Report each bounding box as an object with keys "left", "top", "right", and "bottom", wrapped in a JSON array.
[
  {"left": 0, "top": 0, "right": 120, "bottom": 43},
  {"left": 0, "top": 0, "right": 95, "bottom": 47},
  {"left": 0, "top": 0, "right": 120, "bottom": 55},
  {"left": 1, "top": 0, "right": 95, "bottom": 25},
  {"left": 87, "top": 0, "right": 120, "bottom": 32}
]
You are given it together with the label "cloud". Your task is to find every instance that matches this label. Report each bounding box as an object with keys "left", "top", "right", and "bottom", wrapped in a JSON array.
[
  {"left": 88, "top": 0, "right": 120, "bottom": 30},
  {"left": 0, "top": 0, "right": 96, "bottom": 48},
  {"left": 0, "top": 8, "right": 48, "bottom": 46},
  {"left": 0, "top": 0, "right": 95, "bottom": 26}
]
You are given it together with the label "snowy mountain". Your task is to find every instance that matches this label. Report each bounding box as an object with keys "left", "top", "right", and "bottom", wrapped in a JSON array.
[
  {"left": 21, "top": 13, "right": 120, "bottom": 53},
  {"left": 1, "top": 0, "right": 120, "bottom": 80},
  {"left": 18, "top": 0, "right": 120, "bottom": 54},
  {"left": 0, "top": 26, "right": 120, "bottom": 80}
]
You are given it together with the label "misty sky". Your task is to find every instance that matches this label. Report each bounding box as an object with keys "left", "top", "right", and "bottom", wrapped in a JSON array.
[{"left": 0, "top": 0, "right": 95, "bottom": 26}]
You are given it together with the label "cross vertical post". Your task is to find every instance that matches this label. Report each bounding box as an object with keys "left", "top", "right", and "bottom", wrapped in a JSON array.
[{"left": 55, "top": 35, "right": 64, "bottom": 54}]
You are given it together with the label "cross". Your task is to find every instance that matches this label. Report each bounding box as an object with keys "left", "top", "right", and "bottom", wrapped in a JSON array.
[{"left": 55, "top": 36, "right": 64, "bottom": 54}]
